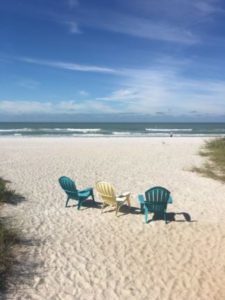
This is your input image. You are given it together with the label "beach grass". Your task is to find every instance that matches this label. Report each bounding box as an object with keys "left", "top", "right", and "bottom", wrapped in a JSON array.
[
  {"left": 193, "top": 138, "right": 225, "bottom": 182},
  {"left": 0, "top": 178, "right": 19, "bottom": 291},
  {"left": 0, "top": 179, "right": 15, "bottom": 204}
]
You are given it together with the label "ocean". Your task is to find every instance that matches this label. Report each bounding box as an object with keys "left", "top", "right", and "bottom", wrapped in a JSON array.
[{"left": 0, "top": 122, "right": 225, "bottom": 137}]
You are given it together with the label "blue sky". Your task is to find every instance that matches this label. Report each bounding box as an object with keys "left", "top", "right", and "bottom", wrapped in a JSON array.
[{"left": 1, "top": 0, "right": 225, "bottom": 121}]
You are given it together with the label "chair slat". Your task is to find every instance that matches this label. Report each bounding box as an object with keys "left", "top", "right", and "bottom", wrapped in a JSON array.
[{"left": 144, "top": 186, "right": 171, "bottom": 223}]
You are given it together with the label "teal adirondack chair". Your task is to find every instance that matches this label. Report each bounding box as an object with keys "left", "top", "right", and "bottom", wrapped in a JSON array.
[
  {"left": 138, "top": 186, "right": 172, "bottom": 224},
  {"left": 58, "top": 176, "right": 95, "bottom": 209}
]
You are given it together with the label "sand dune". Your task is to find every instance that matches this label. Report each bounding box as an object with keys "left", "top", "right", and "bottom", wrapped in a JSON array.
[{"left": 1, "top": 137, "right": 225, "bottom": 300}]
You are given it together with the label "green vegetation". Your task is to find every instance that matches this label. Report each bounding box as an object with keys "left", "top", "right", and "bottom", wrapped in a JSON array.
[
  {"left": 0, "top": 179, "right": 14, "bottom": 204},
  {"left": 0, "top": 178, "right": 19, "bottom": 291},
  {"left": 193, "top": 138, "right": 225, "bottom": 182}
]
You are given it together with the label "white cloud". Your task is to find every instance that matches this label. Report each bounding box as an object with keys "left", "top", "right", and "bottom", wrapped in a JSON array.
[
  {"left": 95, "top": 66, "right": 225, "bottom": 115},
  {"left": 2, "top": 72, "right": 225, "bottom": 117},
  {"left": 0, "top": 99, "right": 117, "bottom": 115},
  {"left": 0, "top": 101, "right": 53, "bottom": 114},
  {"left": 7, "top": 56, "right": 225, "bottom": 117},
  {"left": 97, "top": 89, "right": 138, "bottom": 102},
  {"left": 19, "top": 57, "right": 117, "bottom": 74},
  {"left": 79, "top": 90, "right": 89, "bottom": 97},
  {"left": 57, "top": 100, "right": 82, "bottom": 112}
]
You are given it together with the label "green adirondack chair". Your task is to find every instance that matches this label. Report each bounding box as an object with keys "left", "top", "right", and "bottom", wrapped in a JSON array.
[
  {"left": 138, "top": 186, "right": 172, "bottom": 224},
  {"left": 58, "top": 176, "right": 95, "bottom": 209}
]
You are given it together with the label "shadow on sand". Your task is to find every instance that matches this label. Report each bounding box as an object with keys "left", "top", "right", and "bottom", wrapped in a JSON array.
[
  {"left": 66, "top": 202, "right": 141, "bottom": 215},
  {"left": 66, "top": 200, "right": 102, "bottom": 210},
  {"left": 65, "top": 200, "right": 195, "bottom": 224},
  {"left": 145, "top": 211, "right": 195, "bottom": 224},
  {"left": 116, "top": 206, "right": 194, "bottom": 223}
]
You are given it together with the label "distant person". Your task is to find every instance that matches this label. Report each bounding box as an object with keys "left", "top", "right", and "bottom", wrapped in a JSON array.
[{"left": 170, "top": 131, "right": 173, "bottom": 138}]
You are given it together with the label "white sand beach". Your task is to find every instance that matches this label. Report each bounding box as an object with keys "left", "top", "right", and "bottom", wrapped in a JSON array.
[{"left": 1, "top": 137, "right": 225, "bottom": 300}]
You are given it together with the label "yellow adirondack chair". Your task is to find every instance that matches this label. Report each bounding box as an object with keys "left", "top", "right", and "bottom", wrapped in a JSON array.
[{"left": 96, "top": 181, "right": 131, "bottom": 215}]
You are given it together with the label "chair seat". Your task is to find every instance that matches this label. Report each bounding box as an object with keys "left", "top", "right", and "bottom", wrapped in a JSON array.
[
  {"left": 116, "top": 195, "right": 128, "bottom": 202},
  {"left": 78, "top": 188, "right": 92, "bottom": 198}
]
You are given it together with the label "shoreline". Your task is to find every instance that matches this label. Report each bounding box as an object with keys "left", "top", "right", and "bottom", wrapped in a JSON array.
[{"left": 0, "top": 135, "right": 222, "bottom": 139}]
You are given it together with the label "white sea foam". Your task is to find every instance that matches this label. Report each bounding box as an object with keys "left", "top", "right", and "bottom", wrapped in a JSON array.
[
  {"left": 1, "top": 126, "right": 225, "bottom": 137},
  {"left": 146, "top": 133, "right": 172, "bottom": 136},
  {"left": 33, "top": 128, "right": 101, "bottom": 133},
  {"left": 72, "top": 133, "right": 104, "bottom": 137},
  {"left": 112, "top": 131, "right": 133, "bottom": 136},
  {"left": 0, "top": 128, "right": 33, "bottom": 132},
  {"left": 66, "top": 128, "right": 101, "bottom": 133},
  {"left": 145, "top": 128, "right": 193, "bottom": 132}
]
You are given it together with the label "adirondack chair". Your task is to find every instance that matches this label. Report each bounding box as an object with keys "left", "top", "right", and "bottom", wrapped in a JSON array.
[
  {"left": 138, "top": 186, "right": 172, "bottom": 224},
  {"left": 58, "top": 176, "right": 95, "bottom": 209},
  {"left": 96, "top": 181, "right": 131, "bottom": 216}
]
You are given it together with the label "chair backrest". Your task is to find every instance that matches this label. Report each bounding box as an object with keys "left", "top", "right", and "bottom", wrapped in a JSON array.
[
  {"left": 145, "top": 186, "right": 170, "bottom": 213},
  {"left": 58, "top": 176, "right": 78, "bottom": 198},
  {"left": 96, "top": 181, "right": 116, "bottom": 206}
]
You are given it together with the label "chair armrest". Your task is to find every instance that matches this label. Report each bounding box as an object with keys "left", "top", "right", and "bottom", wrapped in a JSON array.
[
  {"left": 119, "top": 191, "right": 130, "bottom": 197},
  {"left": 138, "top": 194, "right": 145, "bottom": 204},
  {"left": 138, "top": 194, "right": 145, "bottom": 212},
  {"left": 80, "top": 187, "right": 93, "bottom": 193},
  {"left": 168, "top": 195, "right": 173, "bottom": 204}
]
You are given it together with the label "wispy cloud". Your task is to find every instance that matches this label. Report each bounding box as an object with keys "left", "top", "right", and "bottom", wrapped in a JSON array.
[
  {"left": 105, "top": 15, "right": 198, "bottom": 44},
  {"left": 65, "top": 21, "right": 81, "bottom": 34},
  {"left": 9, "top": 55, "right": 225, "bottom": 116},
  {"left": 97, "top": 89, "right": 138, "bottom": 102},
  {"left": 117, "top": 0, "right": 225, "bottom": 20},
  {"left": 194, "top": 0, "right": 225, "bottom": 16},
  {"left": 2, "top": 74, "right": 225, "bottom": 116},
  {"left": 95, "top": 63, "right": 225, "bottom": 115},
  {"left": 19, "top": 57, "right": 117, "bottom": 74},
  {"left": 0, "top": 99, "right": 117, "bottom": 114},
  {"left": 67, "top": 0, "right": 79, "bottom": 9},
  {"left": 79, "top": 90, "right": 89, "bottom": 97},
  {"left": 0, "top": 100, "right": 53, "bottom": 114},
  {"left": 74, "top": 0, "right": 225, "bottom": 44},
  {"left": 79, "top": 10, "right": 198, "bottom": 44},
  {"left": 17, "top": 79, "right": 40, "bottom": 89}
]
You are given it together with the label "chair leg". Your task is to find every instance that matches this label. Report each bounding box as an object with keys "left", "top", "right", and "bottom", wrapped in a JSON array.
[
  {"left": 116, "top": 204, "right": 120, "bottom": 216},
  {"left": 77, "top": 199, "right": 82, "bottom": 210},
  {"left": 91, "top": 190, "right": 95, "bottom": 202},
  {"left": 144, "top": 208, "right": 148, "bottom": 224},
  {"left": 164, "top": 212, "right": 167, "bottom": 224},
  {"left": 101, "top": 203, "right": 106, "bottom": 214},
  {"left": 128, "top": 201, "right": 131, "bottom": 212},
  {"left": 65, "top": 197, "right": 70, "bottom": 207}
]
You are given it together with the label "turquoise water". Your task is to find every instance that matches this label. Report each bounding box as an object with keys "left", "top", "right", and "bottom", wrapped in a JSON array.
[{"left": 0, "top": 122, "right": 225, "bottom": 137}]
